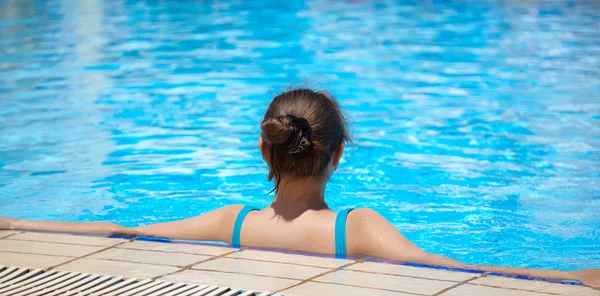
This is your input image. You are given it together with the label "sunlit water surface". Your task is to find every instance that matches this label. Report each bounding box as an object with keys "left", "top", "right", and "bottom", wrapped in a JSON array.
[{"left": 1, "top": 0, "right": 599, "bottom": 270}]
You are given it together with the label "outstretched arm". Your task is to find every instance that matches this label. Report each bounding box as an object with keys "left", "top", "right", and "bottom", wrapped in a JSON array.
[
  {"left": 347, "top": 209, "right": 599, "bottom": 289},
  {"left": 0, "top": 205, "right": 244, "bottom": 244}
]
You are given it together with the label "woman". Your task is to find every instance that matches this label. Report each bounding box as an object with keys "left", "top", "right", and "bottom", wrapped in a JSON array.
[{"left": 1, "top": 89, "right": 598, "bottom": 288}]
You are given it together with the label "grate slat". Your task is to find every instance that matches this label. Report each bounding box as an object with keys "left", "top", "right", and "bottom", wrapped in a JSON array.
[
  {"left": 61, "top": 274, "right": 113, "bottom": 296},
  {"left": 5, "top": 271, "right": 77, "bottom": 296},
  {"left": 78, "top": 276, "right": 124, "bottom": 295},
  {"left": 103, "top": 279, "right": 154, "bottom": 296},
  {"left": 0, "top": 268, "right": 43, "bottom": 288},
  {"left": 133, "top": 281, "right": 174, "bottom": 296},
  {"left": 118, "top": 280, "right": 165, "bottom": 296},
  {"left": 220, "top": 289, "right": 243, "bottom": 296},
  {"left": 160, "top": 284, "right": 205, "bottom": 296},
  {"left": 30, "top": 273, "right": 102, "bottom": 296},
  {"left": 0, "top": 268, "right": 30, "bottom": 284},
  {"left": 28, "top": 273, "right": 93, "bottom": 296},
  {"left": 44, "top": 275, "right": 109, "bottom": 295},
  {"left": 0, "top": 267, "right": 20, "bottom": 281},
  {"left": 202, "top": 286, "right": 231, "bottom": 296},
  {"left": 90, "top": 277, "right": 138, "bottom": 295},
  {"left": 6, "top": 270, "right": 65, "bottom": 289},
  {"left": 145, "top": 282, "right": 187, "bottom": 296},
  {"left": 177, "top": 285, "right": 216, "bottom": 296},
  {"left": 200, "top": 285, "right": 224, "bottom": 295}
]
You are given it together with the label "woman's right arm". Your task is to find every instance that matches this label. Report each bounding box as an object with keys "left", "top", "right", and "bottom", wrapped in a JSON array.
[
  {"left": 0, "top": 204, "right": 244, "bottom": 243},
  {"left": 347, "top": 208, "right": 600, "bottom": 289}
]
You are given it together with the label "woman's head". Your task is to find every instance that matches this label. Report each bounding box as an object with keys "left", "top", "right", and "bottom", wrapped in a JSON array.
[{"left": 260, "top": 89, "right": 350, "bottom": 190}]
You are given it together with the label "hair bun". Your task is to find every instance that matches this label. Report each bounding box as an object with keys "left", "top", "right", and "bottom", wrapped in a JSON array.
[{"left": 261, "top": 115, "right": 311, "bottom": 148}]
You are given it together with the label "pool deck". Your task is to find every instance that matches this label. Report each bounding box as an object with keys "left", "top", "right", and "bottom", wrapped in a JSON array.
[{"left": 0, "top": 230, "right": 597, "bottom": 296}]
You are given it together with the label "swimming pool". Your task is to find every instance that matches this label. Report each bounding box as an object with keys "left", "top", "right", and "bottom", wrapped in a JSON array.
[{"left": 1, "top": 0, "right": 598, "bottom": 271}]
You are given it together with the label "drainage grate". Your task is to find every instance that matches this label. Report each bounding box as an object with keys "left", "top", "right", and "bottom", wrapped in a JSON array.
[{"left": 0, "top": 265, "right": 283, "bottom": 296}]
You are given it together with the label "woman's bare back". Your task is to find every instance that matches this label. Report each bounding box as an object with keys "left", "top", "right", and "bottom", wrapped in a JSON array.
[{"left": 240, "top": 207, "right": 338, "bottom": 255}]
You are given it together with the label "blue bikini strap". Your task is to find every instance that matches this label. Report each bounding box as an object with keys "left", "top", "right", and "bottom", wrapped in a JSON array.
[
  {"left": 232, "top": 205, "right": 259, "bottom": 248},
  {"left": 335, "top": 208, "right": 354, "bottom": 258}
]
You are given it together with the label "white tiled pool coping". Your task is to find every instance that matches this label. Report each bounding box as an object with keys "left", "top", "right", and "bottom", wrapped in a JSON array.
[{"left": 0, "top": 230, "right": 597, "bottom": 295}]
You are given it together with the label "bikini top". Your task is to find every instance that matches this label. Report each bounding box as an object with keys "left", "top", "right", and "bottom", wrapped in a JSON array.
[{"left": 231, "top": 205, "right": 354, "bottom": 258}]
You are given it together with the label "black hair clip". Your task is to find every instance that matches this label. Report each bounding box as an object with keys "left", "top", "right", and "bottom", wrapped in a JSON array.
[{"left": 289, "top": 137, "right": 311, "bottom": 154}]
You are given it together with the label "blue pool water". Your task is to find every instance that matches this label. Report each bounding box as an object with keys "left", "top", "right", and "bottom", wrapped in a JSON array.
[{"left": 1, "top": 0, "right": 599, "bottom": 270}]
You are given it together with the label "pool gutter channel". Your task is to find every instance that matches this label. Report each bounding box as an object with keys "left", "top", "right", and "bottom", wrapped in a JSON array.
[{"left": 0, "top": 266, "right": 273, "bottom": 296}]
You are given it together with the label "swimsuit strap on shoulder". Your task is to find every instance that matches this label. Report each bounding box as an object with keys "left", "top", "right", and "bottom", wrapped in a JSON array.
[
  {"left": 335, "top": 208, "right": 354, "bottom": 258},
  {"left": 231, "top": 205, "right": 259, "bottom": 248}
]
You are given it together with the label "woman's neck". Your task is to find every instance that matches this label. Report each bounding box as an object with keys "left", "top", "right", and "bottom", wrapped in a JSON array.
[{"left": 269, "top": 175, "right": 329, "bottom": 220}]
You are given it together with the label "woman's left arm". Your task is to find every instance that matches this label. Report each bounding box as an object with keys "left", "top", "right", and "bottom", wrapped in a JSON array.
[
  {"left": 346, "top": 208, "right": 599, "bottom": 289},
  {"left": 0, "top": 204, "right": 244, "bottom": 243}
]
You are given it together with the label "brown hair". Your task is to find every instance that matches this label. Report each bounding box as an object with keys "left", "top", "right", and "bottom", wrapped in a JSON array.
[{"left": 260, "top": 89, "right": 351, "bottom": 191}]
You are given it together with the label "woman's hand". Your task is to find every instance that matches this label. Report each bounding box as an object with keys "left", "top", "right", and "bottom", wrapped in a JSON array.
[
  {"left": 571, "top": 269, "right": 600, "bottom": 289},
  {"left": 0, "top": 217, "right": 17, "bottom": 230}
]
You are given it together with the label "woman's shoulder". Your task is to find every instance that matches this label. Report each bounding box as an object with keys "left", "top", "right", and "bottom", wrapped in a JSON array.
[
  {"left": 348, "top": 207, "right": 386, "bottom": 219},
  {"left": 201, "top": 204, "right": 248, "bottom": 225},
  {"left": 217, "top": 204, "right": 248, "bottom": 217},
  {"left": 346, "top": 208, "right": 391, "bottom": 230},
  {"left": 345, "top": 208, "right": 421, "bottom": 259}
]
